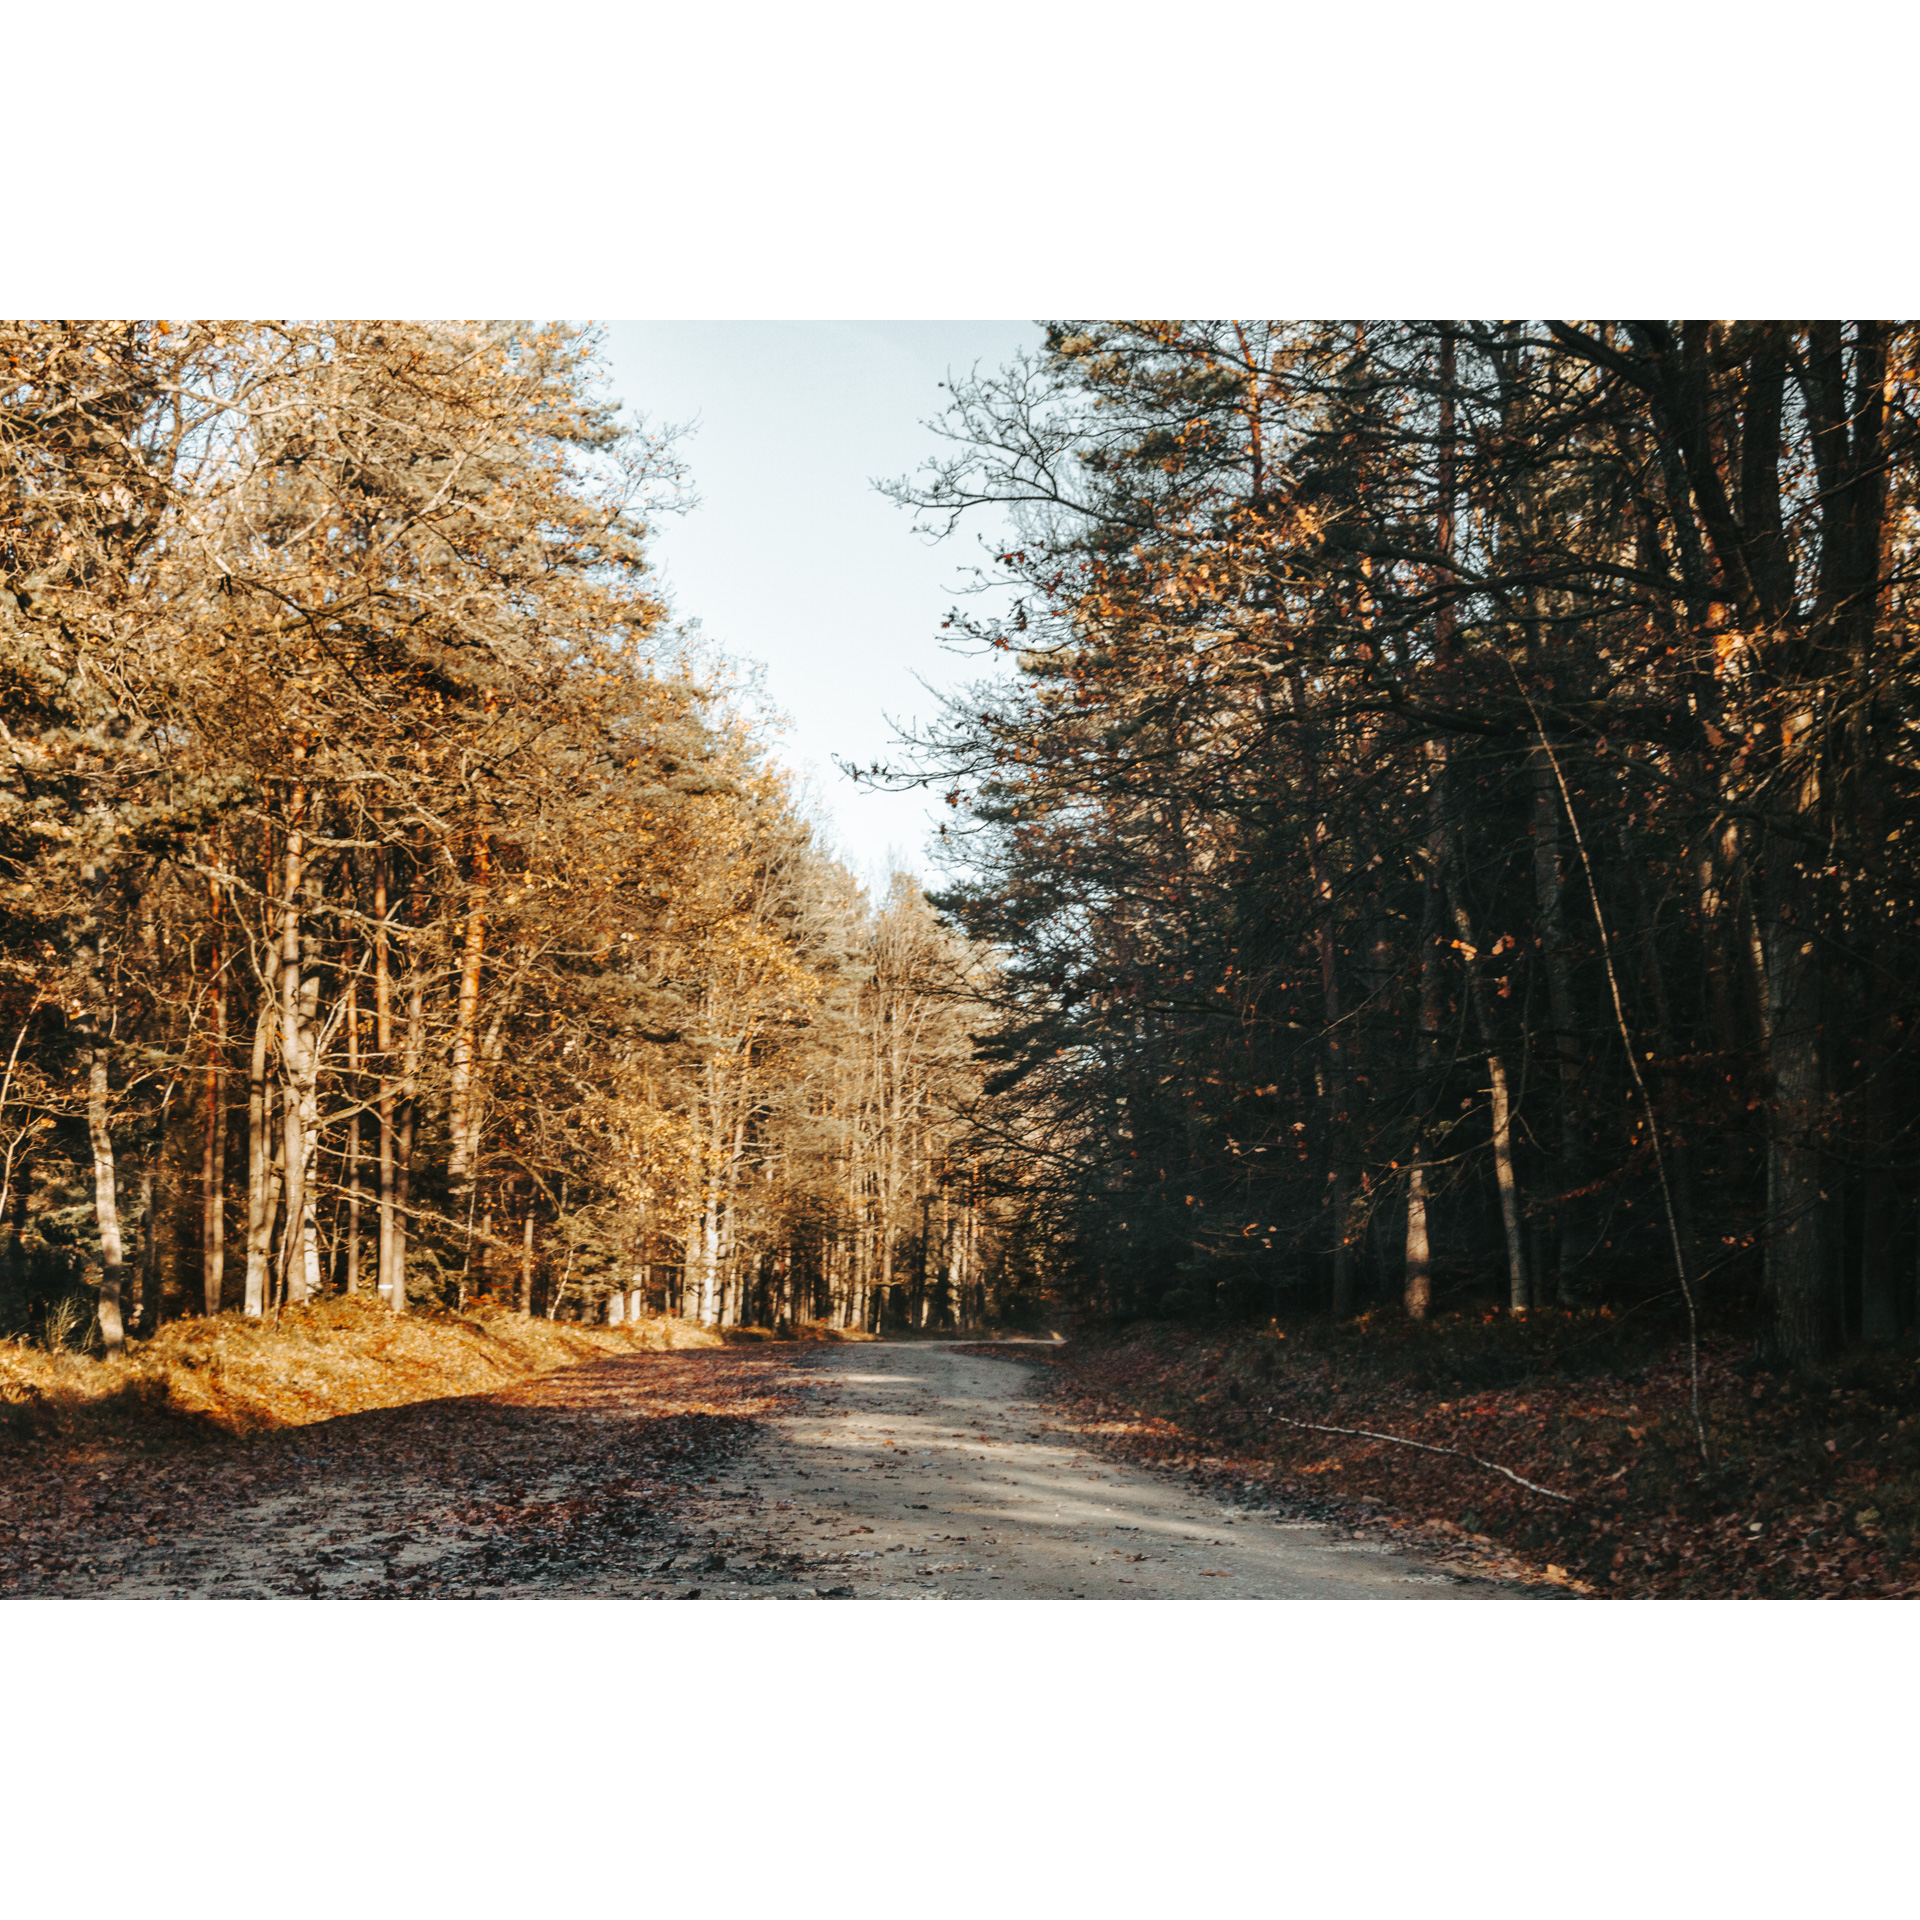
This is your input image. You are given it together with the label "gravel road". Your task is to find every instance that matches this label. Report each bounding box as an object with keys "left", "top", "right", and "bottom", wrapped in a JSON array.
[
  {"left": 710, "top": 1341, "right": 1522, "bottom": 1599},
  {"left": 7, "top": 1340, "right": 1526, "bottom": 1599}
]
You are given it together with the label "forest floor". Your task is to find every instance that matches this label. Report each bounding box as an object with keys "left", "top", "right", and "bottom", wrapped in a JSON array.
[
  {"left": 1028, "top": 1316, "right": 1920, "bottom": 1599},
  {"left": 0, "top": 1322, "right": 799, "bottom": 1599},
  {"left": 0, "top": 1298, "right": 820, "bottom": 1598},
  {"left": 0, "top": 1314, "right": 1524, "bottom": 1599}
]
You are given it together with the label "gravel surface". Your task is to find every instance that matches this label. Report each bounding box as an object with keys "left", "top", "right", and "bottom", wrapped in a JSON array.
[
  {"left": 716, "top": 1341, "right": 1528, "bottom": 1599},
  {"left": 3, "top": 1339, "right": 1530, "bottom": 1599}
]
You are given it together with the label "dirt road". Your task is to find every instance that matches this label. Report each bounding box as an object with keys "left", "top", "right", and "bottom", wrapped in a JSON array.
[
  {"left": 711, "top": 1341, "right": 1520, "bottom": 1599},
  {"left": 5, "top": 1340, "right": 1522, "bottom": 1599}
]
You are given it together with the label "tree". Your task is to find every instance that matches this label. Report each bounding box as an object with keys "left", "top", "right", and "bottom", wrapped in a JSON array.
[{"left": 883, "top": 319, "right": 1920, "bottom": 1374}]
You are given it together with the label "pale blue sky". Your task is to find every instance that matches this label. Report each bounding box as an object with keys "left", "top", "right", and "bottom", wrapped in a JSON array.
[{"left": 597, "top": 321, "right": 1040, "bottom": 886}]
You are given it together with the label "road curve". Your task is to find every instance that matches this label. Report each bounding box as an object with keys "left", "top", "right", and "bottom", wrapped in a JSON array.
[
  {"left": 721, "top": 1341, "right": 1527, "bottom": 1599},
  {"left": 9, "top": 1340, "right": 1532, "bottom": 1599}
]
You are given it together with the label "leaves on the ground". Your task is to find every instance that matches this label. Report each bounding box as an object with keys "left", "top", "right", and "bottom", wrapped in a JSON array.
[
  {"left": 1010, "top": 1321, "right": 1920, "bottom": 1600},
  {"left": 0, "top": 1344, "right": 816, "bottom": 1599}
]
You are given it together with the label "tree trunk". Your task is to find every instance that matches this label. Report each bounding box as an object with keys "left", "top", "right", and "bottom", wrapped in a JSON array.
[
  {"left": 1404, "top": 1158, "right": 1432, "bottom": 1321},
  {"left": 282, "top": 972, "right": 320, "bottom": 1307},
  {"left": 300, "top": 1193, "right": 323, "bottom": 1302},
  {"left": 374, "top": 840, "right": 398, "bottom": 1309},
  {"left": 1311, "top": 815, "right": 1355, "bottom": 1319},
  {"left": 277, "top": 763, "right": 319, "bottom": 1307},
  {"left": 1696, "top": 824, "right": 1743, "bottom": 1058},
  {"left": 344, "top": 973, "right": 362, "bottom": 1293},
  {"left": 698, "top": 1195, "right": 721, "bottom": 1327},
  {"left": 447, "top": 832, "right": 489, "bottom": 1263},
  {"left": 134, "top": 1166, "right": 158, "bottom": 1336},
  {"left": 1486, "top": 1054, "right": 1526, "bottom": 1312},
  {"left": 1763, "top": 868, "right": 1833, "bottom": 1358},
  {"left": 1444, "top": 863, "right": 1528, "bottom": 1311},
  {"left": 1625, "top": 838, "right": 1702, "bottom": 1291},
  {"left": 1762, "top": 711, "right": 1834, "bottom": 1364},
  {"left": 202, "top": 885, "right": 228, "bottom": 1316},
  {"left": 136, "top": 1076, "right": 176, "bottom": 1336},
  {"left": 389, "top": 839, "right": 425, "bottom": 1316},
  {"left": 392, "top": 963, "right": 422, "bottom": 1316},
  {"left": 721, "top": 1107, "right": 746, "bottom": 1328},
  {"left": 88, "top": 1046, "right": 126, "bottom": 1353},
  {"left": 1404, "top": 741, "right": 1449, "bottom": 1320},
  {"left": 1529, "top": 733, "right": 1584, "bottom": 1301},
  {"left": 1406, "top": 337, "right": 1456, "bottom": 1323},
  {"left": 243, "top": 990, "right": 276, "bottom": 1319}
]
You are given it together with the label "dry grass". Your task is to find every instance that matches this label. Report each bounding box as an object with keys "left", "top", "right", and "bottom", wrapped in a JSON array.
[
  {"left": 0, "top": 1295, "right": 728, "bottom": 1449},
  {"left": 785, "top": 1321, "right": 879, "bottom": 1344}
]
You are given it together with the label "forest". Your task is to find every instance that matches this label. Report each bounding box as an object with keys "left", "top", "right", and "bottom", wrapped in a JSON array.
[
  {"left": 8, "top": 319, "right": 1920, "bottom": 1599},
  {"left": 882, "top": 321, "right": 1919, "bottom": 1373},
  {"left": 0, "top": 321, "right": 1027, "bottom": 1353}
]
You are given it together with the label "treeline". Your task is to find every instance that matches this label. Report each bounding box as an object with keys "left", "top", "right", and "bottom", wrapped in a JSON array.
[
  {"left": 891, "top": 321, "right": 1919, "bottom": 1367},
  {"left": 0, "top": 320, "right": 1030, "bottom": 1347}
]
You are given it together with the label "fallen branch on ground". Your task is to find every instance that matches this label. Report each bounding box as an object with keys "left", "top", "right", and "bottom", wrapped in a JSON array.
[{"left": 1265, "top": 1405, "right": 1575, "bottom": 1502}]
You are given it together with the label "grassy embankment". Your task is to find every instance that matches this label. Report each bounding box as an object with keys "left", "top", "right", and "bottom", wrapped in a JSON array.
[
  {"left": 1041, "top": 1312, "right": 1920, "bottom": 1599},
  {"left": 0, "top": 1297, "right": 867, "bottom": 1453}
]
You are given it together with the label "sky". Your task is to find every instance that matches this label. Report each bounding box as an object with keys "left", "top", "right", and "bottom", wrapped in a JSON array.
[{"left": 596, "top": 321, "right": 1041, "bottom": 889}]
